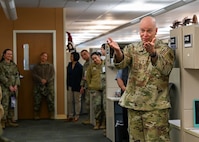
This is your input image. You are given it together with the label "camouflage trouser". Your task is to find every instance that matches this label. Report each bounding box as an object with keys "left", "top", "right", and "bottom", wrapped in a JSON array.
[
  {"left": 101, "top": 89, "right": 106, "bottom": 122},
  {"left": 90, "top": 90, "right": 103, "bottom": 122},
  {"left": 1, "top": 89, "right": 15, "bottom": 120},
  {"left": 33, "top": 84, "right": 54, "bottom": 112},
  {"left": 84, "top": 89, "right": 90, "bottom": 116},
  {"left": 128, "top": 109, "right": 170, "bottom": 142},
  {"left": 0, "top": 86, "right": 4, "bottom": 135}
]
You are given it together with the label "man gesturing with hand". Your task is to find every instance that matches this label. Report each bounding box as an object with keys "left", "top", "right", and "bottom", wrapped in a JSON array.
[{"left": 107, "top": 16, "right": 175, "bottom": 142}]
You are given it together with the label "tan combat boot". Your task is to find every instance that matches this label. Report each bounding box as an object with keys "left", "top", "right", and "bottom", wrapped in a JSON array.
[
  {"left": 49, "top": 112, "right": 54, "bottom": 119},
  {"left": 93, "top": 120, "right": 100, "bottom": 130},
  {"left": 82, "top": 119, "right": 90, "bottom": 125},
  {"left": 0, "top": 136, "right": 15, "bottom": 142},
  {"left": 6, "top": 120, "right": 18, "bottom": 127},
  {"left": 34, "top": 111, "right": 40, "bottom": 120},
  {"left": 99, "top": 120, "right": 106, "bottom": 129}
]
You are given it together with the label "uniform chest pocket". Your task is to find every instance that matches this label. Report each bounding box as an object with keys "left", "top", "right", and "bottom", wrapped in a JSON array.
[{"left": 133, "top": 57, "right": 148, "bottom": 71}]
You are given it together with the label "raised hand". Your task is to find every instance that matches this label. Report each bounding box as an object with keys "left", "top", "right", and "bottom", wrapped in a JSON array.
[
  {"left": 107, "top": 38, "right": 120, "bottom": 51},
  {"left": 143, "top": 37, "right": 156, "bottom": 55}
]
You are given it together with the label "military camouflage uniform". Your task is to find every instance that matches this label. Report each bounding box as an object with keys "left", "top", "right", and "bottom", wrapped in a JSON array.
[
  {"left": 0, "top": 86, "right": 4, "bottom": 135},
  {"left": 0, "top": 60, "right": 20, "bottom": 122},
  {"left": 32, "top": 62, "right": 55, "bottom": 115},
  {"left": 115, "top": 39, "right": 175, "bottom": 142},
  {"left": 86, "top": 60, "right": 106, "bottom": 126},
  {"left": 80, "top": 59, "right": 90, "bottom": 115},
  {"left": 0, "top": 86, "right": 14, "bottom": 142}
]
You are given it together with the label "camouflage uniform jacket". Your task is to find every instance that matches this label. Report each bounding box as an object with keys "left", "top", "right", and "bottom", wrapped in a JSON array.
[
  {"left": 80, "top": 59, "right": 90, "bottom": 89},
  {"left": 116, "top": 39, "right": 175, "bottom": 111},
  {"left": 86, "top": 60, "right": 105, "bottom": 91},
  {"left": 32, "top": 62, "right": 55, "bottom": 85},
  {"left": 0, "top": 60, "right": 20, "bottom": 91}
]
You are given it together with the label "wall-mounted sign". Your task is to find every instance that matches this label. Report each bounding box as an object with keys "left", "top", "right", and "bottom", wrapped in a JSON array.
[
  {"left": 184, "top": 34, "right": 192, "bottom": 48},
  {"left": 170, "top": 37, "right": 177, "bottom": 49}
]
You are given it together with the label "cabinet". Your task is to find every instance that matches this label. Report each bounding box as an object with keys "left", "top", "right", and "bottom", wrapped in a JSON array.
[
  {"left": 182, "top": 25, "right": 199, "bottom": 69},
  {"left": 105, "top": 43, "right": 131, "bottom": 141},
  {"left": 105, "top": 43, "right": 122, "bottom": 141},
  {"left": 107, "top": 98, "right": 123, "bottom": 142},
  {"left": 105, "top": 66, "right": 120, "bottom": 141},
  {"left": 170, "top": 25, "right": 199, "bottom": 142}
]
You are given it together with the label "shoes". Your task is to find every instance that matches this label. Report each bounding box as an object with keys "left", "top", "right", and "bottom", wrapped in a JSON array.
[
  {"left": 82, "top": 119, "right": 90, "bottom": 125},
  {"left": 34, "top": 112, "right": 40, "bottom": 120},
  {"left": 6, "top": 120, "right": 19, "bottom": 127},
  {"left": 103, "top": 129, "right": 106, "bottom": 137},
  {"left": 49, "top": 112, "right": 54, "bottom": 119},
  {"left": 93, "top": 121, "right": 100, "bottom": 130},
  {"left": 99, "top": 120, "right": 106, "bottom": 129},
  {"left": 34, "top": 116, "right": 40, "bottom": 120},
  {"left": 64, "top": 117, "right": 73, "bottom": 122},
  {"left": 99, "top": 125, "right": 106, "bottom": 129},
  {"left": 73, "top": 116, "right": 79, "bottom": 122},
  {"left": 0, "top": 136, "right": 15, "bottom": 142}
]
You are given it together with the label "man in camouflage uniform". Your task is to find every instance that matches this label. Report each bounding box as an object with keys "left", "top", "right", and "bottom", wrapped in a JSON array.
[
  {"left": 107, "top": 16, "right": 175, "bottom": 142},
  {"left": 0, "top": 49, "right": 20, "bottom": 128},
  {"left": 32, "top": 52, "right": 55, "bottom": 120},
  {"left": 80, "top": 50, "right": 91, "bottom": 124}
]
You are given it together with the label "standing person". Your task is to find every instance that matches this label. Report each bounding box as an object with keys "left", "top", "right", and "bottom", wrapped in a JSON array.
[
  {"left": 80, "top": 50, "right": 91, "bottom": 124},
  {"left": 0, "top": 49, "right": 20, "bottom": 128},
  {"left": 86, "top": 52, "right": 106, "bottom": 130},
  {"left": 66, "top": 52, "right": 83, "bottom": 122},
  {"left": 115, "top": 67, "right": 129, "bottom": 142},
  {"left": 32, "top": 52, "right": 55, "bottom": 120},
  {"left": 0, "top": 86, "right": 14, "bottom": 142},
  {"left": 107, "top": 16, "right": 175, "bottom": 142}
]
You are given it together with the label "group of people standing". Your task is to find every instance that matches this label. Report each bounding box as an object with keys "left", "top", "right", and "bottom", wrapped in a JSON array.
[
  {"left": 65, "top": 16, "right": 175, "bottom": 142},
  {"left": 0, "top": 16, "right": 175, "bottom": 142},
  {"left": 65, "top": 44, "right": 107, "bottom": 133},
  {"left": 0, "top": 50, "right": 56, "bottom": 122},
  {"left": 0, "top": 49, "right": 55, "bottom": 141},
  {"left": 67, "top": 16, "right": 175, "bottom": 142}
]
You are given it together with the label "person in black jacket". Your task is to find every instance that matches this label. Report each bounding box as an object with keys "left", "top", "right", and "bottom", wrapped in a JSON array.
[{"left": 66, "top": 52, "right": 83, "bottom": 122}]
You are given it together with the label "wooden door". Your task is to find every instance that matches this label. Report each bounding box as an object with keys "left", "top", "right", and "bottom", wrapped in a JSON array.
[{"left": 17, "top": 33, "right": 53, "bottom": 119}]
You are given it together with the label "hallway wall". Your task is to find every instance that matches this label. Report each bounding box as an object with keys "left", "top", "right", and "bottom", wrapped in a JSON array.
[{"left": 0, "top": 8, "right": 66, "bottom": 118}]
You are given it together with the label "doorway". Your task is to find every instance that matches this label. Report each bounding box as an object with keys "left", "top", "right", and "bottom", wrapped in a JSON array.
[{"left": 13, "top": 30, "right": 57, "bottom": 119}]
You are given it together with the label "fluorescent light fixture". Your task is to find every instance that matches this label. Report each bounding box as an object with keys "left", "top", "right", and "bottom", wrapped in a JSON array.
[
  {"left": 114, "top": 1, "right": 166, "bottom": 12},
  {"left": 130, "top": 18, "right": 140, "bottom": 24},
  {"left": 152, "top": 9, "right": 166, "bottom": 16},
  {"left": 183, "top": 0, "right": 195, "bottom": 3},
  {"left": 0, "top": 0, "right": 17, "bottom": 20}
]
